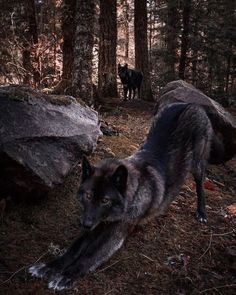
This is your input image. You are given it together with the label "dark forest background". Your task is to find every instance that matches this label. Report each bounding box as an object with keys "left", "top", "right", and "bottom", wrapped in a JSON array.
[{"left": 0, "top": 0, "right": 235, "bottom": 106}]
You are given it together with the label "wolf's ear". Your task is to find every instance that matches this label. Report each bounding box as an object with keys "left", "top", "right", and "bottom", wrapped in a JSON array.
[
  {"left": 118, "top": 63, "right": 121, "bottom": 68},
  {"left": 111, "top": 165, "right": 128, "bottom": 193},
  {"left": 81, "top": 156, "right": 94, "bottom": 182},
  {"left": 124, "top": 63, "right": 128, "bottom": 68}
]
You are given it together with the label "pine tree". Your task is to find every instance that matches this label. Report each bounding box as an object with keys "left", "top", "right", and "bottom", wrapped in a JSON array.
[
  {"left": 98, "top": 0, "right": 118, "bottom": 98},
  {"left": 134, "top": 0, "right": 153, "bottom": 101},
  {"left": 72, "top": 0, "right": 96, "bottom": 104}
]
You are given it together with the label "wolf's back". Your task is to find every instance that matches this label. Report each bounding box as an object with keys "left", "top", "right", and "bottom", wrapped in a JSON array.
[
  {"left": 142, "top": 102, "right": 233, "bottom": 166},
  {"left": 157, "top": 81, "right": 236, "bottom": 163},
  {"left": 140, "top": 103, "right": 189, "bottom": 161},
  {"left": 140, "top": 103, "right": 212, "bottom": 164}
]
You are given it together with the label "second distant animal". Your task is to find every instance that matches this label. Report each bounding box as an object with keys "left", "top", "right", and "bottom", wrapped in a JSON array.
[{"left": 118, "top": 63, "right": 143, "bottom": 100}]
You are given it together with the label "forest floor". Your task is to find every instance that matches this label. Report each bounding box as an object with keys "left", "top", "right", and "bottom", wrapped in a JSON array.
[{"left": 0, "top": 99, "right": 236, "bottom": 295}]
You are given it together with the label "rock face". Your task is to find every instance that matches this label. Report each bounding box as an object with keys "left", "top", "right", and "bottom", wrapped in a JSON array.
[
  {"left": 0, "top": 85, "right": 102, "bottom": 199},
  {"left": 157, "top": 80, "right": 236, "bottom": 162}
]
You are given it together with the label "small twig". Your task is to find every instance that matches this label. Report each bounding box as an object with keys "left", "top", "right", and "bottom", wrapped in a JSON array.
[
  {"left": 97, "top": 256, "right": 132, "bottom": 274},
  {"left": 97, "top": 260, "right": 120, "bottom": 274},
  {"left": 212, "top": 179, "right": 225, "bottom": 187},
  {"left": 104, "top": 289, "right": 117, "bottom": 295},
  {"left": 198, "top": 232, "right": 213, "bottom": 260},
  {"left": 212, "top": 230, "right": 235, "bottom": 237},
  {"left": 201, "top": 230, "right": 235, "bottom": 237},
  {"left": 200, "top": 283, "right": 236, "bottom": 293},
  {"left": 139, "top": 253, "right": 155, "bottom": 262},
  {"left": 0, "top": 265, "right": 26, "bottom": 286},
  {"left": 0, "top": 251, "right": 48, "bottom": 286}
]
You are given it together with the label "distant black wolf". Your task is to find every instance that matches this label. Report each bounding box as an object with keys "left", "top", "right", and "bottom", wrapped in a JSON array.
[
  {"left": 29, "top": 103, "right": 225, "bottom": 290},
  {"left": 118, "top": 63, "right": 143, "bottom": 100}
]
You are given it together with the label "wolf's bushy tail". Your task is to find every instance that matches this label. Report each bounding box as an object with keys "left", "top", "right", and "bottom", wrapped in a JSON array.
[
  {"left": 208, "top": 133, "right": 225, "bottom": 164},
  {"left": 206, "top": 110, "right": 236, "bottom": 164}
]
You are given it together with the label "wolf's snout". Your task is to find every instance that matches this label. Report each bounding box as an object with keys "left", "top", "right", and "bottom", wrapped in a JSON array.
[{"left": 81, "top": 216, "right": 94, "bottom": 230}]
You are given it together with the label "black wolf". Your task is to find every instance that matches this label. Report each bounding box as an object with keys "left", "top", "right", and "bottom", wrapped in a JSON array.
[
  {"left": 118, "top": 63, "right": 143, "bottom": 100},
  {"left": 29, "top": 103, "right": 225, "bottom": 290}
]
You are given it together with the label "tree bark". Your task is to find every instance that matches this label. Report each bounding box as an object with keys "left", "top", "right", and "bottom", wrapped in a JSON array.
[
  {"left": 190, "top": 20, "right": 198, "bottom": 87},
  {"left": 178, "top": 0, "right": 191, "bottom": 80},
  {"left": 98, "top": 0, "right": 118, "bottom": 98},
  {"left": 55, "top": 0, "right": 76, "bottom": 94},
  {"left": 72, "top": 0, "right": 96, "bottom": 105},
  {"left": 22, "top": 0, "right": 39, "bottom": 86},
  {"left": 134, "top": 0, "right": 153, "bottom": 101},
  {"left": 124, "top": 0, "right": 129, "bottom": 59},
  {"left": 165, "top": 0, "right": 178, "bottom": 81},
  {"left": 225, "top": 55, "right": 231, "bottom": 97},
  {"left": 224, "top": 0, "right": 235, "bottom": 103}
]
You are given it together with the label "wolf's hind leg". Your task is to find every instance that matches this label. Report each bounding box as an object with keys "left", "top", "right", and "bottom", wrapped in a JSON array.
[
  {"left": 194, "top": 175, "right": 207, "bottom": 223},
  {"left": 191, "top": 116, "right": 212, "bottom": 223},
  {"left": 132, "top": 87, "right": 136, "bottom": 99},
  {"left": 192, "top": 160, "right": 207, "bottom": 223}
]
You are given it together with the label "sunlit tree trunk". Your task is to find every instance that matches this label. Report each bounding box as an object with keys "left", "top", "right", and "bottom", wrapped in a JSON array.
[{"left": 72, "top": 0, "right": 96, "bottom": 105}]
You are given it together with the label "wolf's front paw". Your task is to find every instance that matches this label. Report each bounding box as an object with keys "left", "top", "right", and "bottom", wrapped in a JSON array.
[
  {"left": 29, "top": 263, "right": 47, "bottom": 278},
  {"left": 196, "top": 211, "right": 207, "bottom": 223},
  {"left": 29, "top": 263, "right": 55, "bottom": 279},
  {"left": 48, "top": 274, "right": 74, "bottom": 291}
]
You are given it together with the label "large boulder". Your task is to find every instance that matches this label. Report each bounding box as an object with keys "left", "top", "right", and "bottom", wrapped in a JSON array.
[
  {"left": 0, "top": 85, "right": 102, "bottom": 199},
  {"left": 157, "top": 80, "right": 236, "bottom": 162}
]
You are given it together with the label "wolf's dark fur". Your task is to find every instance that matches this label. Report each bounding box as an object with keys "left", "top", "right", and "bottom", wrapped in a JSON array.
[
  {"left": 118, "top": 63, "right": 143, "bottom": 100},
  {"left": 29, "top": 103, "right": 225, "bottom": 290}
]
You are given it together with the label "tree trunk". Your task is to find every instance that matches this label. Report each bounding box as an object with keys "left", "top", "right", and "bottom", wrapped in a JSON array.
[
  {"left": 148, "top": 4, "right": 152, "bottom": 56},
  {"left": 224, "top": 0, "right": 235, "bottom": 103},
  {"left": 178, "top": 0, "right": 191, "bottom": 80},
  {"left": 56, "top": 0, "right": 76, "bottom": 94},
  {"left": 72, "top": 0, "right": 96, "bottom": 105},
  {"left": 190, "top": 20, "right": 198, "bottom": 86},
  {"left": 208, "top": 60, "right": 213, "bottom": 96},
  {"left": 22, "top": 44, "right": 31, "bottom": 85},
  {"left": 124, "top": 0, "right": 129, "bottom": 59},
  {"left": 134, "top": 0, "right": 153, "bottom": 101},
  {"left": 98, "top": 0, "right": 118, "bottom": 98},
  {"left": 22, "top": 0, "right": 39, "bottom": 86},
  {"left": 165, "top": 0, "right": 178, "bottom": 81},
  {"left": 225, "top": 55, "right": 231, "bottom": 97},
  {"left": 27, "top": 0, "right": 38, "bottom": 44}
]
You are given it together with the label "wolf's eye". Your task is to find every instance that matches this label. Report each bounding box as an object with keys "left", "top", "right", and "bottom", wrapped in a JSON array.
[
  {"left": 86, "top": 193, "right": 92, "bottom": 200},
  {"left": 101, "top": 197, "right": 111, "bottom": 205}
]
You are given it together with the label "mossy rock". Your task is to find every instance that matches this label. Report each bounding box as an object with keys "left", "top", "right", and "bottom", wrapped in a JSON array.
[{"left": 0, "top": 85, "right": 85, "bottom": 106}]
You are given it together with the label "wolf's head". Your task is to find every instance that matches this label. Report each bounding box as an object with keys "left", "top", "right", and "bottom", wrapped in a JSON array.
[
  {"left": 77, "top": 156, "right": 128, "bottom": 231},
  {"left": 118, "top": 63, "right": 129, "bottom": 83}
]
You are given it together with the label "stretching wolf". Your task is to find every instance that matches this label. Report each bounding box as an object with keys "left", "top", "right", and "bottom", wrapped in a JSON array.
[{"left": 29, "top": 102, "right": 226, "bottom": 290}]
